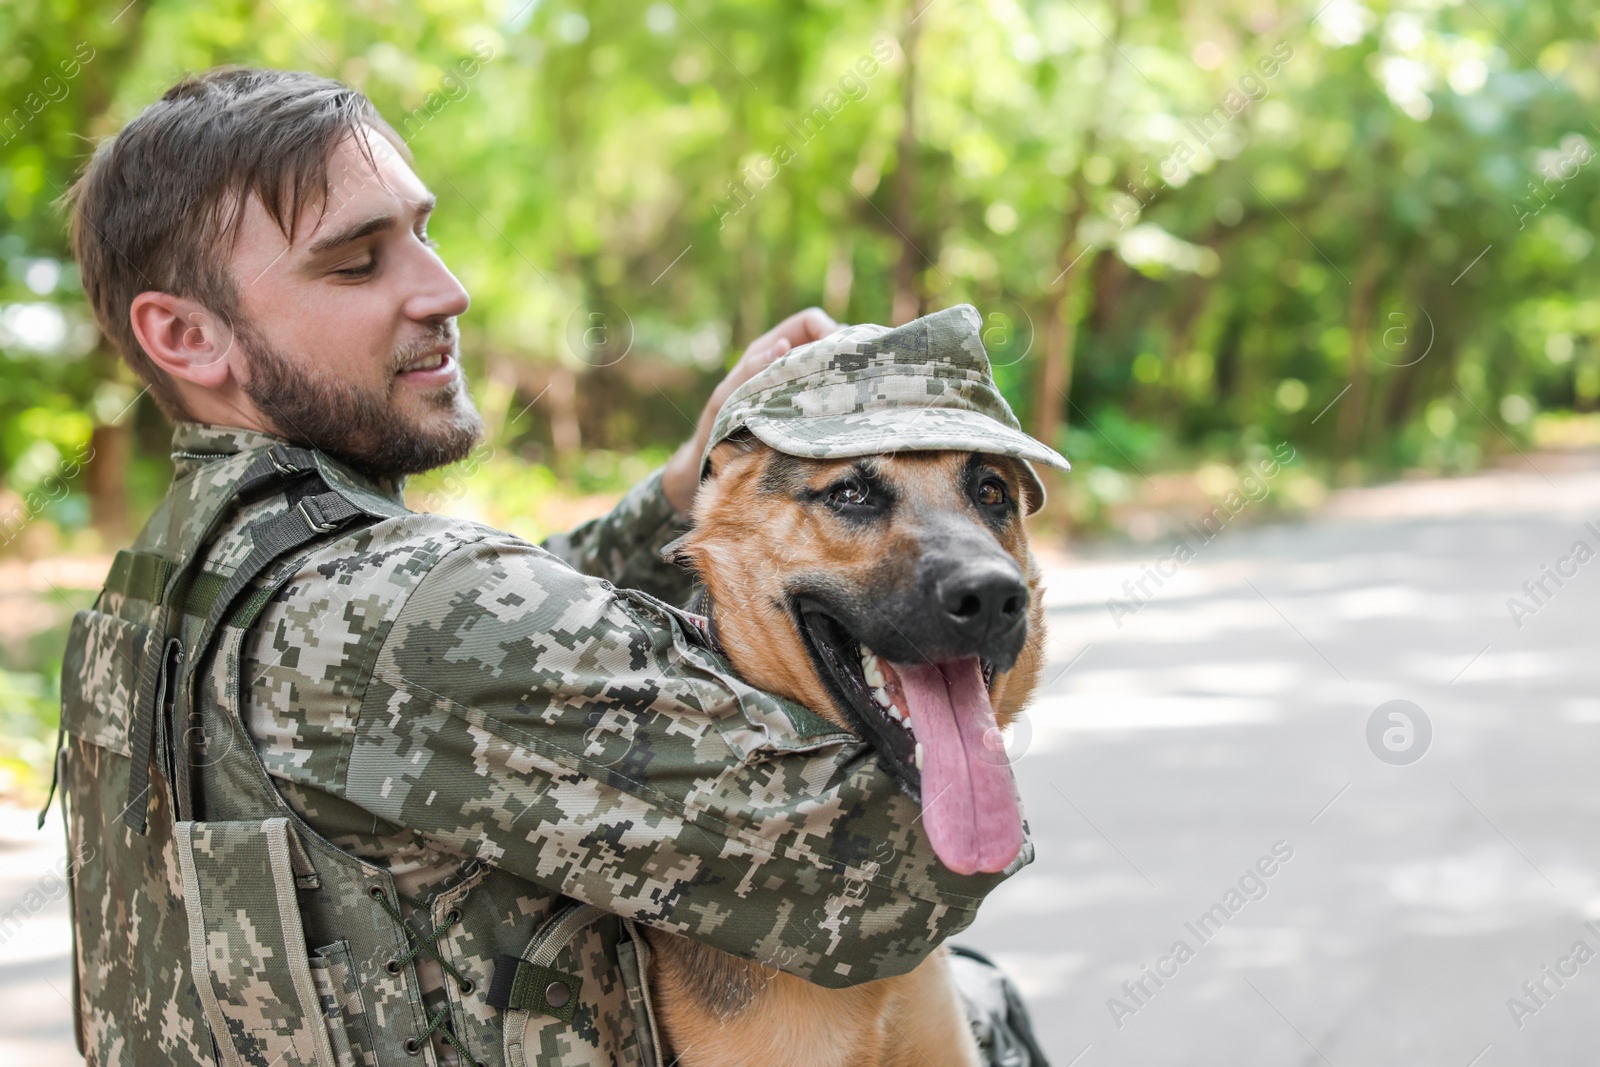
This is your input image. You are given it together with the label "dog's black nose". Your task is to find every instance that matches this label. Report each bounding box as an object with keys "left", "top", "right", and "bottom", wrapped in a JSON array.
[{"left": 936, "top": 563, "right": 1027, "bottom": 645}]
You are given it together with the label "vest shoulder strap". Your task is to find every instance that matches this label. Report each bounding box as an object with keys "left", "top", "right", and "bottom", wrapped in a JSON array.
[{"left": 114, "top": 444, "right": 406, "bottom": 833}]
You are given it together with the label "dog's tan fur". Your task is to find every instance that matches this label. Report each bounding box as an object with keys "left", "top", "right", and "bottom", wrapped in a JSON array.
[{"left": 645, "top": 439, "right": 1047, "bottom": 1067}]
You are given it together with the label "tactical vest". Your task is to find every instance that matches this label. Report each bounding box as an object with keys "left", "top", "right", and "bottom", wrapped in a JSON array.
[{"left": 47, "top": 441, "right": 664, "bottom": 1067}]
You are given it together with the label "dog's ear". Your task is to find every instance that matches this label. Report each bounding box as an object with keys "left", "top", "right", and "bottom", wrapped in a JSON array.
[
  {"left": 705, "top": 429, "right": 764, "bottom": 480},
  {"left": 659, "top": 532, "right": 700, "bottom": 573},
  {"left": 985, "top": 454, "right": 1042, "bottom": 516},
  {"left": 668, "top": 433, "right": 765, "bottom": 571}
]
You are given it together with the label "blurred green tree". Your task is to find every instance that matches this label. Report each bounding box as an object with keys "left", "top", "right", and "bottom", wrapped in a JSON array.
[{"left": 0, "top": 0, "right": 1596, "bottom": 540}]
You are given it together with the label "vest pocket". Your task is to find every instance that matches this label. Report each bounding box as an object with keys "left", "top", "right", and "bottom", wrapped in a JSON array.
[
  {"left": 59, "top": 608, "right": 146, "bottom": 756},
  {"left": 309, "top": 940, "right": 377, "bottom": 1067},
  {"left": 174, "top": 816, "right": 340, "bottom": 1067}
]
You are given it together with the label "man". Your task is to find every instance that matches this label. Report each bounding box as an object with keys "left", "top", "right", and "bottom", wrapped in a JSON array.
[{"left": 50, "top": 67, "right": 1028, "bottom": 1067}]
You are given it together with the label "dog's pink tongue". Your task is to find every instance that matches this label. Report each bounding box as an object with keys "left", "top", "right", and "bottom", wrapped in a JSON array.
[{"left": 897, "top": 656, "right": 1024, "bottom": 875}]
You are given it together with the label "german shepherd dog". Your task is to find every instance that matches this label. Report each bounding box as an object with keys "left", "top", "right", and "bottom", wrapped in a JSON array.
[{"left": 647, "top": 431, "right": 1048, "bottom": 1067}]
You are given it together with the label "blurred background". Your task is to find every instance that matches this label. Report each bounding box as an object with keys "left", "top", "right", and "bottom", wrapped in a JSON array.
[{"left": 3, "top": 0, "right": 1600, "bottom": 1064}]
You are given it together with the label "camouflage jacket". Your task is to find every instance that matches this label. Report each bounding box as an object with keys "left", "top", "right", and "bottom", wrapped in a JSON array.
[{"left": 56, "top": 423, "right": 1026, "bottom": 1067}]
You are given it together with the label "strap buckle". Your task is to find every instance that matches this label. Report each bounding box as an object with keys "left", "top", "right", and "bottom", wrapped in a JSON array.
[
  {"left": 267, "top": 445, "right": 303, "bottom": 476},
  {"left": 296, "top": 498, "right": 341, "bottom": 534}
]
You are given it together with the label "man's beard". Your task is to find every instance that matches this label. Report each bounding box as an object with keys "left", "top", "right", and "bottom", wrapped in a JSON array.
[{"left": 237, "top": 316, "right": 483, "bottom": 480}]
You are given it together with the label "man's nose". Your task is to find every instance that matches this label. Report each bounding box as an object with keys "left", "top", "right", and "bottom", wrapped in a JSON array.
[{"left": 407, "top": 248, "right": 471, "bottom": 322}]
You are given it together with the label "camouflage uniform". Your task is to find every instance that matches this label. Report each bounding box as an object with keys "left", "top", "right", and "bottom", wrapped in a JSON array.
[{"left": 51, "top": 315, "right": 1034, "bottom": 1067}]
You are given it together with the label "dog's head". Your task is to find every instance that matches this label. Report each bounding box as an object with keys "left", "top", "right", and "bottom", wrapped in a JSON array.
[
  {"left": 672, "top": 436, "right": 1047, "bottom": 868},
  {"left": 664, "top": 307, "right": 1067, "bottom": 876},
  {"left": 668, "top": 303, "right": 1068, "bottom": 870}
]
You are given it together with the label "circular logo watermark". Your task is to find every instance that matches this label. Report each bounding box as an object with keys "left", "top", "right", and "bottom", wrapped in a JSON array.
[
  {"left": 973, "top": 300, "right": 1035, "bottom": 368},
  {"left": 186, "top": 306, "right": 239, "bottom": 369},
  {"left": 581, "top": 717, "right": 639, "bottom": 769},
  {"left": 186, "top": 717, "right": 240, "bottom": 770},
  {"left": 1372, "top": 302, "right": 1434, "bottom": 369},
  {"left": 1366, "top": 699, "right": 1431, "bottom": 765},
  {"left": 565, "top": 299, "right": 634, "bottom": 367},
  {"left": 974, "top": 709, "right": 1033, "bottom": 766}
]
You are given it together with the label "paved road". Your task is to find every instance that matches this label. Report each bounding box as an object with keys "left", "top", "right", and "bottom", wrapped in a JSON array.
[
  {"left": 0, "top": 803, "right": 78, "bottom": 1067},
  {"left": 5, "top": 457, "right": 1599, "bottom": 1066},
  {"left": 965, "top": 454, "right": 1600, "bottom": 1067}
]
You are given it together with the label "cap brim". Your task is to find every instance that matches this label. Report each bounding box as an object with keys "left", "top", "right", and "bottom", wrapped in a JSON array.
[{"left": 745, "top": 410, "right": 1069, "bottom": 514}]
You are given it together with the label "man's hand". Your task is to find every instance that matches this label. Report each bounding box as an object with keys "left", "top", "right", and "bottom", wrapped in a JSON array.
[{"left": 661, "top": 307, "right": 841, "bottom": 515}]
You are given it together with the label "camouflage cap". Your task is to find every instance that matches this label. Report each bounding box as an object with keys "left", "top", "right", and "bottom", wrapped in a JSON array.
[{"left": 706, "top": 304, "right": 1070, "bottom": 513}]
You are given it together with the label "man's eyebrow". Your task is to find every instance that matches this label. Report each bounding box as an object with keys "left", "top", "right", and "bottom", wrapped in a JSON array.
[{"left": 305, "top": 194, "right": 436, "bottom": 256}]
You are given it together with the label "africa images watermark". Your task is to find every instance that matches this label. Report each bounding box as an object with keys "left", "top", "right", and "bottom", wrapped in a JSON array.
[
  {"left": 710, "top": 38, "right": 898, "bottom": 230},
  {"left": 392, "top": 40, "right": 495, "bottom": 145},
  {"left": 1505, "top": 921, "right": 1600, "bottom": 1030},
  {"left": 1513, "top": 134, "right": 1592, "bottom": 232},
  {"left": 1367, "top": 699, "right": 1431, "bottom": 766},
  {"left": 0, "top": 844, "right": 95, "bottom": 948},
  {"left": 1107, "top": 840, "right": 1296, "bottom": 1028},
  {"left": 1106, "top": 442, "right": 1297, "bottom": 628},
  {"left": 309, "top": 39, "right": 497, "bottom": 224},
  {"left": 0, "top": 440, "right": 97, "bottom": 550},
  {"left": 1, "top": 40, "right": 96, "bottom": 147},
  {"left": 1504, "top": 518, "right": 1600, "bottom": 630},
  {"left": 1114, "top": 40, "right": 1295, "bottom": 229}
]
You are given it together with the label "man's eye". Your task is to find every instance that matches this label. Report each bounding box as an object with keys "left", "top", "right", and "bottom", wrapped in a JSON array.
[
  {"left": 335, "top": 260, "right": 375, "bottom": 277},
  {"left": 827, "top": 478, "right": 870, "bottom": 507},
  {"left": 975, "top": 478, "right": 1008, "bottom": 507}
]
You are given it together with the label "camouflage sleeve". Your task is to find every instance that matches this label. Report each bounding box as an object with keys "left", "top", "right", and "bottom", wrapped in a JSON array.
[
  {"left": 346, "top": 531, "right": 1027, "bottom": 988},
  {"left": 538, "top": 466, "right": 696, "bottom": 603}
]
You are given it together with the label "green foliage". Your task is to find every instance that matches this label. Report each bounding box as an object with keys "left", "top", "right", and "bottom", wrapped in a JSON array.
[
  {"left": 2, "top": 0, "right": 1598, "bottom": 516},
  {"left": 0, "top": 665, "right": 59, "bottom": 800}
]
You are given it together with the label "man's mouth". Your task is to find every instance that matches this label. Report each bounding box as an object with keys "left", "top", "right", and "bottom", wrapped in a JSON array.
[
  {"left": 795, "top": 604, "right": 1024, "bottom": 876},
  {"left": 397, "top": 343, "right": 457, "bottom": 383}
]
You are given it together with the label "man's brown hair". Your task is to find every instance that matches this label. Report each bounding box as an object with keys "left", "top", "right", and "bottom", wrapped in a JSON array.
[{"left": 63, "top": 67, "right": 409, "bottom": 419}]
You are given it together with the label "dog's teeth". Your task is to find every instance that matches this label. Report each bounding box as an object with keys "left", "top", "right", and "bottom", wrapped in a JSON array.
[
  {"left": 873, "top": 686, "right": 892, "bottom": 708},
  {"left": 914, "top": 742, "right": 924, "bottom": 771}
]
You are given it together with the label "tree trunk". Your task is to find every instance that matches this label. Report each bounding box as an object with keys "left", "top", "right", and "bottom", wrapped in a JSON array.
[
  {"left": 1032, "top": 204, "right": 1091, "bottom": 448},
  {"left": 1336, "top": 246, "right": 1385, "bottom": 470},
  {"left": 1155, "top": 274, "right": 1214, "bottom": 424},
  {"left": 890, "top": 6, "right": 923, "bottom": 326},
  {"left": 87, "top": 421, "right": 130, "bottom": 540},
  {"left": 1581, "top": 335, "right": 1600, "bottom": 411},
  {"left": 1030, "top": 0, "right": 1124, "bottom": 447},
  {"left": 824, "top": 237, "right": 854, "bottom": 320},
  {"left": 771, "top": 182, "right": 798, "bottom": 320},
  {"left": 739, "top": 226, "right": 766, "bottom": 346},
  {"left": 1372, "top": 247, "right": 1429, "bottom": 439},
  {"left": 546, "top": 364, "right": 582, "bottom": 467}
]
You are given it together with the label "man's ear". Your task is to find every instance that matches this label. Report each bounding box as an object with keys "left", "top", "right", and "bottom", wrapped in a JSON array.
[{"left": 128, "top": 291, "right": 241, "bottom": 389}]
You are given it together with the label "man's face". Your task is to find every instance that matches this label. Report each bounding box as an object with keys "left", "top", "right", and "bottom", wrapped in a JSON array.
[{"left": 223, "top": 124, "right": 481, "bottom": 478}]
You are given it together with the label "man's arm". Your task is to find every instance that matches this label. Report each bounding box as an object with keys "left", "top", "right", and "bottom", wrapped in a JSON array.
[
  {"left": 339, "top": 528, "right": 1027, "bottom": 988},
  {"left": 539, "top": 308, "right": 840, "bottom": 600},
  {"left": 538, "top": 466, "right": 696, "bottom": 604}
]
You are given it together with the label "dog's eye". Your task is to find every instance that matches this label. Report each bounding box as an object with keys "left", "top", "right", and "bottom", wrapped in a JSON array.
[
  {"left": 975, "top": 478, "right": 1008, "bottom": 507},
  {"left": 827, "top": 478, "right": 870, "bottom": 507}
]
